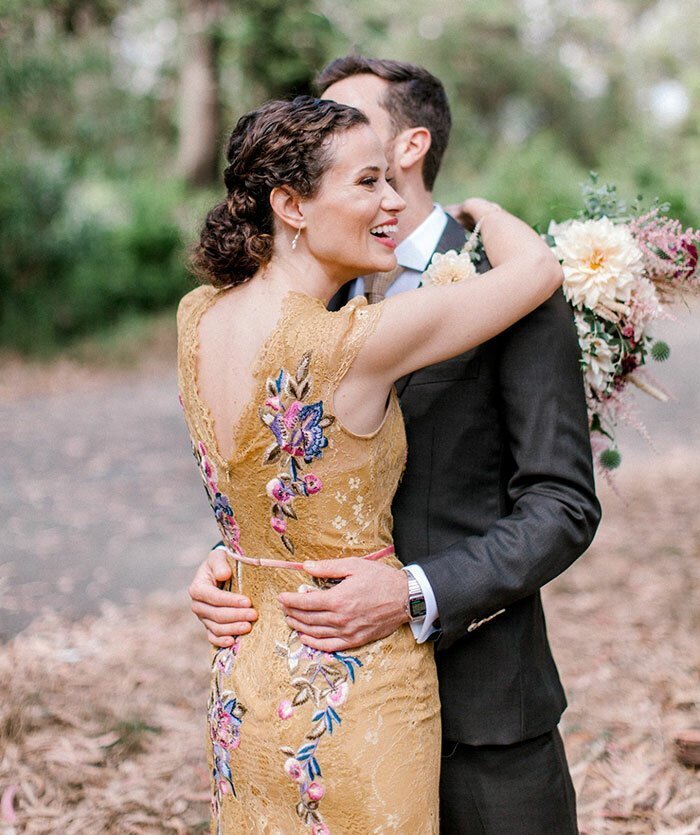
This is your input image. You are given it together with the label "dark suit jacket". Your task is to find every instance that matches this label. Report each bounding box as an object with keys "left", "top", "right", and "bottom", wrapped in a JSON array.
[{"left": 331, "top": 214, "right": 601, "bottom": 745}]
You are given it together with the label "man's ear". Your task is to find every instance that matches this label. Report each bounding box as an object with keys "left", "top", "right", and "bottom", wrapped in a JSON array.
[
  {"left": 269, "top": 186, "right": 305, "bottom": 230},
  {"left": 394, "top": 126, "right": 432, "bottom": 173}
]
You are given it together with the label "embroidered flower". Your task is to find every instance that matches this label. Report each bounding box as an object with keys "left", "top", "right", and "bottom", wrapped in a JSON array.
[
  {"left": 284, "top": 757, "right": 305, "bottom": 783},
  {"left": 306, "top": 782, "right": 325, "bottom": 802},
  {"left": 192, "top": 440, "right": 242, "bottom": 554},
  {"left": 277, "top": 700, "right": 294, "bottom": 720},
  {"left": 276, "top": 629, "right": 363, "bottom": 830},
  {"left": 311, "top": 822, "right": 331, "bottom": 835},
  {"left": 303, "top": 473, "right": 323, "bottom": 495},
  {"left": 259, "top": 353, "right": 334, "bottom": 553},
  {"left": 326, "top": 681, "right": 348, "bottom": 708},
  {"left": 266, "top": 476, "right": 296, "bottom": 503},
  {"left": 271, "top": 515, "right": 288, "bottom": 534},
  {"left": 208, "top": 642, "right": 246, "bottom": 825}
]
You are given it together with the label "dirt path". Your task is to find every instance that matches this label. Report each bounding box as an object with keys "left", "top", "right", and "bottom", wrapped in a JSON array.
[{"left": 0, "top": 366, "right": 213, "bottom": 640}]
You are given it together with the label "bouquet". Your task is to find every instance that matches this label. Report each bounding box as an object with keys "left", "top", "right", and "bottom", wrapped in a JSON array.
[{"left": 428, "top": 175, "right": 700, "bottom": 473}]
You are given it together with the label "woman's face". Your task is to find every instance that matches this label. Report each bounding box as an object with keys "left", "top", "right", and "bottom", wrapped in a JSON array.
[{"left": 299, "top": 124, "right": 406, "bottom": 281}]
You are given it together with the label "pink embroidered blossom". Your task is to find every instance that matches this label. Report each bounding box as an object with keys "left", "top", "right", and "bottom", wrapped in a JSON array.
[
  {"left": 266, "top": 477, "right": 295, "bottom": 503},
  {"left": 277, "top": 700, "right": 294, "bottom": 720},
  {"left": 306, "top": 782, "right": 325, "bottom": 802},
  {"left": 303, "top": 473, "right": 323, "bottom": 494},
  {"left": 326, "top": 681, "right": 348, "bottom": 707},
  {"left": 311, "top": 823, "right": 331, "bottom": 835},
  {"left": 265, "top": 395, "right": 282, "bottom": 411},
  {"left": 284, "top": 757, "right": 305, "bottom": 783},
  {"left": 271, "top": 516, "right": 287, "bottom": 534}
]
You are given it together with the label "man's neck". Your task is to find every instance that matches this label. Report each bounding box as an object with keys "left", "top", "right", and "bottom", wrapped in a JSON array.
[{"left": 396, "top": 182, "right": 436, "bottom": 245}]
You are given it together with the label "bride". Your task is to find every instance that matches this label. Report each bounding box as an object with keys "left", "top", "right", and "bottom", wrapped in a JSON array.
[{"left": 177, "top": 95, "right": 562, "bottom": 833}]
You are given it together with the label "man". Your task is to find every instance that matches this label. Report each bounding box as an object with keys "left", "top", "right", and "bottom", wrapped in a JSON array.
[{"left": 189, "top": 56, "right": 601, "bottom": 833}]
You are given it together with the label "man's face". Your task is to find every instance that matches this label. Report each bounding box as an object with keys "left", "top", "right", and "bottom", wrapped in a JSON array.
[{"left": 322, "top": 74, "right": 402, "bottom": 192}]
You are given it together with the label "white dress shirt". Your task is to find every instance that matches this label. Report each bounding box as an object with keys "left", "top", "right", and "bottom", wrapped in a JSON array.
[{"left": 348, "top": 204, "right": 448, "bottom": 642}]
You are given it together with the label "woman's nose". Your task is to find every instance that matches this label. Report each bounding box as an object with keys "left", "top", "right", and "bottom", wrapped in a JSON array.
[{"left": 383, "top": 183, "right": 406, "bottom": 214}]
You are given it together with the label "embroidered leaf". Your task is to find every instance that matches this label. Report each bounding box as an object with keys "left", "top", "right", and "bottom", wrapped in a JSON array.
[
  {"left": 292, "top": 688, "right": 309, "bottom": 707},
  {"left": 296, "top": 353, "right": 311, "bottom": 382},
  {"left": 306, "top": 800, "right": 319, "bottom": 812},
  {"left": 288, "top": 379, "right": 300, "bottom": 400},
  {"left": 318, "top": 415, "right": 335, "bottom": 428},
  {"left": 274, "top": 643, "right": 288, "bottom": 658},
  {"left": 259, "top": 409, "right": 275, "bottom": 426},
  {"left": 340, "top": 659, "right": 356, "bottom": 682},
  {"left": 266, "top": 379, "right": 278, "bottom": 397},
  {"left": 280, "top": 746, "right": 296, "bottom": 756},
  {"left": 283, "top": 376, "right": 296, "bottom": 400},
  {"left": 311, "top": 710, "right": 324, "bottom": 723},
  {"left": 281, "top": 534, "right": 295, "bottom": 554},
  {"left": 295, "top": 801, "right": 306, "bottom": 819},
  {"left": 311, "top": 756, "right": 322, "bottom": 777},
  {"left": 310, "top": 811, "right": 321, "bottom": 823},
  {"left": 279, "top": 502, "right": 298, "bottom": 520},
  {"left": 291, "top": 677, "right": 310, "bottom": 689},
  {"left": 297, "top": 380, "right": 310, "bottom": 400},
  {"left": 291, "top": 481, "right": 305, "bottom": 495},
  {"left": 328, "top": 706, "right": 341, "bottom": 724},
  {"left": 296, "top": 743, "right": 316, "bottom": 760},
  {"left": 307, "top": 719, "right": 326, "bottom": 739},
  {"left": 263, "top": 442, "right": 281, "bottom": 464},
  {"left": 306, "top": 761, "right": 315, "bottom": 782}
]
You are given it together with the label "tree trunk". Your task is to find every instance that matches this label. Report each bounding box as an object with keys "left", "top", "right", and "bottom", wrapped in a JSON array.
[{"left": 177, "top": 0, "right": 223, "bottom": 187}]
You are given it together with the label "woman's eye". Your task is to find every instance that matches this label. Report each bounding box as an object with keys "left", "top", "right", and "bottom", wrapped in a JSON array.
[{"left": 360, "top": 177, "right": 378, "bottom": 187}]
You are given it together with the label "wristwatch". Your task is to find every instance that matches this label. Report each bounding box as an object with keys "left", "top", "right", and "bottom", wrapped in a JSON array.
[{"left": 404, "top": 569, "right": 427, "bottom": 621}]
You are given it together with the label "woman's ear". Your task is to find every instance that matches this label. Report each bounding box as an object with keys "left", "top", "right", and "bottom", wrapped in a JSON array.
[
  {"left": 395, "top": 126, "right": 432, "bottom": 173},
  {"left": 270, "top": 186, "right": 304, "bottom": 230}
]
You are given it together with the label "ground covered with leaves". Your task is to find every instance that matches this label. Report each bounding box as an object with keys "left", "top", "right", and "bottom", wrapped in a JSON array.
[{"left": 1, "top": 455, "right": 698, "bottom": 834}]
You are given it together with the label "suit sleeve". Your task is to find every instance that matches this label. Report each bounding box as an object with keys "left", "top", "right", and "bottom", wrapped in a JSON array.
[{"left": 419, "top": 288, "right": 602, "bottom": 651}]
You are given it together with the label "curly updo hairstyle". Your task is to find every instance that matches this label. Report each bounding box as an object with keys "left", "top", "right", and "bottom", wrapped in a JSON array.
[{"left": 192, "top": 96, "right": 369, "bottom": 289}]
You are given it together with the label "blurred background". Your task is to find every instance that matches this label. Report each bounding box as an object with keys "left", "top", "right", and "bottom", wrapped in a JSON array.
[
  {"left": 1, "top": 0, "right": 699, "bottom": 357},
  {"left": 1, "top": 2, "right": 699, "bottom": 831}
]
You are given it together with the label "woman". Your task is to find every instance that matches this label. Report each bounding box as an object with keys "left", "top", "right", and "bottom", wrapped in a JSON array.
[{"left": 177, "top": 96, "right": 562, "bottom": 834}]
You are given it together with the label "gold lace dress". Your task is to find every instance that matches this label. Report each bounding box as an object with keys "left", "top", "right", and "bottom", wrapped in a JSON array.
[{"left": 177, "top": 286, "right": 440, "bottom": 835}]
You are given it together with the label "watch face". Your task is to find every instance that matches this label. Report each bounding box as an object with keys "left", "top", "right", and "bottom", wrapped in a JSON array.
[{"left": 409, "top": 597, "right": 427, "bottom": 619}]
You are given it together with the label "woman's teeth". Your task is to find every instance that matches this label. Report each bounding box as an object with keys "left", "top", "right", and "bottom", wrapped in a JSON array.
[{"left": 370, "top": 225, "right": 395, "bottom": 238}]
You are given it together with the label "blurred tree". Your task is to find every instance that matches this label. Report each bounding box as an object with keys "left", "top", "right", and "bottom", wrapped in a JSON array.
[{"left": 177, "top": 0, "right": 224, "bottom": 186}]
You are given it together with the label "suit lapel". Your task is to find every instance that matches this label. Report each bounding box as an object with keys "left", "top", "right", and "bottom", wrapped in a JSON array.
[{"left": 394, "top": 215, "right": 468, "bottom": 399}]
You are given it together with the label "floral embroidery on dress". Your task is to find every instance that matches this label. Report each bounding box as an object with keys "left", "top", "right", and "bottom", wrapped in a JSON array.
[
  {"left": 259, "top": 353, "right": 334, "bottom": 553},
  {"left": 332, "top": 476, "right": 373, "bottom": 549},
  {"left": 209, "top": 640, "right": 247, "bottom": 832},
  {"left": 192, "top": 439, "right": 242, "bottom": 554},
  {"left": 275, "top": 628, "right": 362, "bottom": 832}
]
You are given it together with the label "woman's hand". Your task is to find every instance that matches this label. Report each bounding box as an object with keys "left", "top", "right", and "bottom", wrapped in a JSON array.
[{"left": 445, "top": 197, "right": 503, "bottom": 231}]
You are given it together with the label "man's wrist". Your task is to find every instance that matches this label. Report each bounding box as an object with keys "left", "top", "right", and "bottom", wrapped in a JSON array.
[{"left": 402, "top": 568, "right": 427, "bottom": 622}]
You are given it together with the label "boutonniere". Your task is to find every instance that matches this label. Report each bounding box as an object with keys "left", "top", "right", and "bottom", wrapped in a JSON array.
[{"left": 425, "top": 224, "right": 484, "bottom": 286}]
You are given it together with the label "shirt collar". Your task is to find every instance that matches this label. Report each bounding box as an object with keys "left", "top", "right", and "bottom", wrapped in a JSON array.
[{"left": 395, "top": 204, "right": 448, "bottom": 272}]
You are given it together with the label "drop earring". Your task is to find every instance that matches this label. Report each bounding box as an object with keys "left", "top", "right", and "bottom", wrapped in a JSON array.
[{"left": 291, "top": 227, "right": 301, "bottom": 251}]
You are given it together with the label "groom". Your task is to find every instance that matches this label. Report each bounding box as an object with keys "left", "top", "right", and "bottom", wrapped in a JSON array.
[{"left": 188, "top": 57, "right": 601, "bottom": 832}]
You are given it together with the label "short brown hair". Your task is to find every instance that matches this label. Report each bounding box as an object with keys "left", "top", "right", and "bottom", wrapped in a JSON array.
[
  {"left": 192, "top": 97, "right": 368, "bottom": 289},
  {"left": 314, "top": 56, "right": 450, "bottom": 191}
]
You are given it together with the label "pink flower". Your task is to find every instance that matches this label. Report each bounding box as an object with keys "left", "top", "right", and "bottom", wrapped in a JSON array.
[
  {"left": 229, "top": 735, "right": 240, "bottom": 751},
  {"left": 266, "top": 477, "right": 295, "bottom": 503},
  {"left": 621, "top": 324, "right": 634, "bottom": 338},
  {"left": 218, "top": 779, "right": 230, "bottom": 796},
  {"left": 303, "top": 473, "right": 323, "bottom": 495},
  {"left": 270, "top": 515, "right": 287, "bottom": 534},
  {"left": 283, "top": 401, "right": 303, "bottom": 429},
  {"left": 265, "top": 395, "right": 282, "bottom": 411},
  {"left": 277, "top": 700, "right": 294, "bottom": 720},
  {"left": 311, "top": 823, "right": 330, "bottom": 835},
  {"left": 284, "top": 757, "right": 304, "bottom": 783},
  {"left": 306, "top": 782, "right": 325, "bottom": 802},
  {"left": 326, "top": 681, "right": 348, "bottom": 707}
]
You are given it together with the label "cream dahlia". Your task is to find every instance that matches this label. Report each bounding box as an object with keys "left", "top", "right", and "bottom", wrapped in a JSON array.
[
  {"left": 426, "top": 249, "right": 477, "bottom": 286},
  {"left": 549, "top": 218, "right": 645, "bottom": 320}
]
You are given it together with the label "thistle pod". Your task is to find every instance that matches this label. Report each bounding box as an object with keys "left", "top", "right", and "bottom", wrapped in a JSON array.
[
  {"left": 650, "top": 340, "right": 670, "bottom": 362},
  {"left": 600, "top": 448, "right": 622, "bottom": 470}
]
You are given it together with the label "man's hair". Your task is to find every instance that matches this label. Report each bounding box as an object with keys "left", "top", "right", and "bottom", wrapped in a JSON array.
[{"left": 314, "top": 56, "right": 451, "bottom": 191}]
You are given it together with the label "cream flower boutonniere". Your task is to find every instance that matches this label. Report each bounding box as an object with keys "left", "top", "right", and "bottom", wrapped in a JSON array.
[{"left": 425, "top": 225, "right": 483, "bottom": 286}]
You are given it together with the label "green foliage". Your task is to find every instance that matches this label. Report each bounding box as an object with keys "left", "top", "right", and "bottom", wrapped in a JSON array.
[{"left": 0, "top": 152, "right": 190, "bottom": 354}]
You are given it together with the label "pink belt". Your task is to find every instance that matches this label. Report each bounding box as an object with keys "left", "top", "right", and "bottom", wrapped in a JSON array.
[{"left": 222, "top": 544, "right": 395, "bottom": 571}]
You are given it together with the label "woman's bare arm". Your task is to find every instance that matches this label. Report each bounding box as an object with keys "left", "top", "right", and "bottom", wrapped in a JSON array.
[{"left": 355, "top": 199, "right": 562, "bottom": 387}]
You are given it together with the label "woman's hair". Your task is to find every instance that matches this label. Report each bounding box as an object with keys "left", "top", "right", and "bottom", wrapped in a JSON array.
[{"left": 191, "top": 96, "right": 369, "bottom": 289}]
